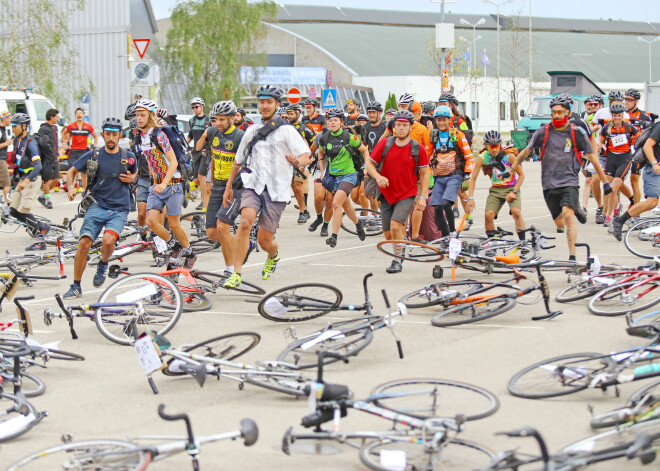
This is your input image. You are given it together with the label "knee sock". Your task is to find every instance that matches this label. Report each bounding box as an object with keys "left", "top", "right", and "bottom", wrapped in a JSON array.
[
  {"left": 442, "top": 200, "right": 455, "bottom": 233},
  {"left": 617, "top": 211, "right": 631, "bottom": 223},
  {"left": 434, "top": 205, "right": 450, "bottom": 237}
]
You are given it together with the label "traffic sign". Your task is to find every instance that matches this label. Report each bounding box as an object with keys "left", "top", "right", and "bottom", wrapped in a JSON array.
[
  {"left": 322, "top": 89, "right": 337, "bottom": 109},
  {"left": 287, "top": 87, "right": 302, "bottom": 104},
  {"left": 131, "top": 62, "right": 154, "bottom": 86},
  {"left": 309, "top": 87, "right": 317, "bottom": 100},
  {"left": 133, "top": 38, "right": 151, "bottom": 59}
]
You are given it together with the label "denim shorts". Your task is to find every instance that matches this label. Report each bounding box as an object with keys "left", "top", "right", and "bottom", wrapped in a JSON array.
[
  {"left": 430, "top": 174, "right": 462, "bottom": 206},
  {"left": 146, "top": 182, "right": 184, "bottom": 216},
  {"left": 643, "top": 165, "right": 660, "bottom": 199},
  {"left": 79, "top": 203, "right": 128, "bottom": 241},
  {"left": 136, "top": 177, "right": 150, "bottom": 203},
  {"left": 332, "top": 172, "right": 358, "bottom": 193}
]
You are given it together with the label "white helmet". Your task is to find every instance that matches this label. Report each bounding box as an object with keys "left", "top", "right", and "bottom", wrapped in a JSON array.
[
  {"left": 398, "top": 93, "right": 414, "bottom": 105},
  {"left": 134, "top": 99, "right": 158, "bottom": 113},
  {"left": 190, "top": 97, "right": 205, "bottom": 107},
  {"left": 212, "top": 100, "right": 237, "bottom": 117}
]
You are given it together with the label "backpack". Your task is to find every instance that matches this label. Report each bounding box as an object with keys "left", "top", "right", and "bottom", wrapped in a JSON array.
[
  {"left": 539, "top": 123, "right": 581, "bottom": 165},
  {"left": 30, "top": 132, "right": 55, "bottom": 164},
  {"left": 632, "top": 121, "right": 660, "bottom": 168},
  {"left": 430, "top": 128, "right": 467, "bottom": 176},
  {"left": 150, "top": 126, "right": 192, "bottom": 179},
  {"left": 86, "top": 147, "right": 129, "bottom": 190},
  {"left": 451, "top": 115, "right": 474, "bottom": 143},
  {"left": 318, "top": 128, "right": 364, "bottom": 174},
  {"left": 380, "top": 136, "right": 421, "bottom": 178}
]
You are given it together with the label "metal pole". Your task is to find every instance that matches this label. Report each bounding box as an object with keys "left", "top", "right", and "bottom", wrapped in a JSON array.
[
  {"left": 440, "top": 1, "right": 446, "bottom": 81},
  {"left": 650, "top": 42, "right": 653, "bottom": 82},
  {"left": 497, "top": 5, "right": 501, "bottom": 132},
  {"left": 529, "top": 0, "right": 532, "bottom": 108}
]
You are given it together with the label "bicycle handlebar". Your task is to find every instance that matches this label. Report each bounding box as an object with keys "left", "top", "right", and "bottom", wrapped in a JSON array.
[
  {"left": 158, "top": 404, "right": 195, "bottom": 450},
  {"left": 496, "top": 427, "right": 551, "bottom": 468}
]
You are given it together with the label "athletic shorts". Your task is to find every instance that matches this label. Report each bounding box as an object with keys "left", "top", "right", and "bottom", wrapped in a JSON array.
[
  {"left": 69, "top": 149, "right": 89, "bottom": 172},
  {"left": 40, "top": 159, "right": 59, "bottom": 181},
  {"left": 643, "top": 165, "right": 660, "bottom": 199},
  {"left": 379, "top": 196, "right": 414, "bottom": 232},
  {"left": 0, "top": 160, "right": 10, "bottom": 187},
  {"left": 79, "top": 203, "right": 128, "bottom": 241},
  {"left": 630, "top": 161, "right": 641, "bottom": 176},
  {"left": 543, "top": 186, "right": 579, "bottom": 221},
  {"left": 136, "top": 177, "right": 150, "bottom": 203},
  {"left": 605, "top": 152, "right": 632, "bottom": 180},
  {"left": 146, "top": 182, "right": 184, "bottom": 216},
  {"left": 206, "top": 183, "right": 242, "bottom": 228},
  {"left": 10, "top": 176, "right": 42, "bottom": 214},
  {"left": 485, "top": 186, "right": 521, "bottom": 214},
  {"left": 240, "top": 187, "right": 286, "bottom": 234},
  {"left": 429, "top": 174, "right": 462, "bottom": 206},
  {"left": 192, "top": 151, "right": 211, "bottom": 177}
]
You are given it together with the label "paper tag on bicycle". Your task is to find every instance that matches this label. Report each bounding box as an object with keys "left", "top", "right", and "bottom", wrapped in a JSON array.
[
  {"left": 134, "top": 336, "right": 163, "bottom": 375},
  {"left": 540, "top": 364, "right": 586, "bottom": 379},
  {"left": 590, "top": 255, "right": 601, "bottom": 275},
  {"left": 263, "top": 297, "right": 289, "bottom": 318},
  {"left": 26, "top": 338, "right": 60, "bottom": 350},
  {"left": 301, "top": 330, "right": 345, "bottom": 350},
  {"left": 380, "top": 450, "right": 406, "bottom": 470},
  {"left": 592, "top": 276, "right": 616, "bottom": 286},
  {"left": 153, "top": 236, "right": 167, "bottom": 254},
  {"left": 116, "top": 283, "right": 157, "bottom": 304},
  {"left": 448, "top": 238, "right": 462, "bottom": 261}
]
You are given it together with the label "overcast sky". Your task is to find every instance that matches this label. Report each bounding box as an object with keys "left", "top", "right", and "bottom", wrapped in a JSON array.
[{"left": 152, "top": 0, "right": 660, "bottom": 23}]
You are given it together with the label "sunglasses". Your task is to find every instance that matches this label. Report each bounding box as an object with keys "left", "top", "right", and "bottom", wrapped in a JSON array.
[
  {"left": 624, "top": 98, "right": 635, "bottom": 102},
  {"left": 192, "top": 105, "right": 202, "bottom": 109}
]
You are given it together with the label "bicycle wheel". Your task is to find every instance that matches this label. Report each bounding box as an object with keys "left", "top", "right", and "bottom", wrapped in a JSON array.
[
  {"left": 190, "top": 270, "right": 265, "bottom": 295},
  {"left": 371, "top": 378, "right": 500, "bottom": 421},
  {"left": 360, "top": 437, "right": 494, "bottom": 471},
  {"left": 6, "top": 439, "right": 148, "bottom": 470},
  {"left": 559, "top": 419, "right": 660, "bottom": 457},
  {"left": 507, "top": 352, "right": 614, "bottom": 399},
  {"left": 94, "top": 273, "right": 182, "bottom": 346},
  {"left": 341, "top": 208, "right": 383, "bottom": 236},
  {"left": 431, "top": 296, "right": 516, "bottom": 327},
  {"left": 163, "top": 332, "right": 261, "bottom": 376},
  {"left": 624, "top": 218, "right": 660, "bottom": 259},
  {"left": 0, "top": 392, "right": 42, "bottom": 442},
  {"left": 0, "top": 371, "right": 46, "bottom": 398},
  {"left": 243, "top": 367, "right": 312, "bottom": 397},
  {"left": 588, "top": 279, "right": 660, "bottom": 316},
  {"left": 179, "top": 291, "right": 212, "bottom": 312},
  {"left": 399, "top": 281, "right": 484, "bottom": 309},
  {"left": 41, "top": 347, "right": 86, "bottom": 362},
  {"left": 257, "top": 283, "right": 343, "bottom": 322},
  {"left": 377, "top": 240, "right": 445, "bottom": 263},
  {"left": 590, "top": 378, "right": 660, "bottom": 429},
  {"left": 277, "top": 323, "right": 374, "bottom": 369}
]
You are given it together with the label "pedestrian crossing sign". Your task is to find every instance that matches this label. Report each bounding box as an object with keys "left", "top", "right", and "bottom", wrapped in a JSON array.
[{"left": 322, "top": 89, "right": 337, "bottom": 109}]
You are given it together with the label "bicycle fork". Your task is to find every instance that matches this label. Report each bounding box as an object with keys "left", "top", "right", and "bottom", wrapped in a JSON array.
[{"left": 531, "top": 266, "right": 563, "bottom": 321}]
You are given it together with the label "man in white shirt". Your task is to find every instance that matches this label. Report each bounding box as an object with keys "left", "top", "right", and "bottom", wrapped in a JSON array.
[{"left": 222, "top": 85, "right": 311, "bottom": 288}]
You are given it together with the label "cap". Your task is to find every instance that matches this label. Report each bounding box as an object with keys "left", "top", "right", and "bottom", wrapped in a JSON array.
[
  {"left": 0, "top": 111, "right": 11, "bottom": 120},
  {"left": 410, "top": 102, "right": 422, "bottom": 113}
]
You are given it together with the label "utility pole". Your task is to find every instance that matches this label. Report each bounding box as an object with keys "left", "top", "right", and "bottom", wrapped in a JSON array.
[
  {"left": 483, "top": 0, "right": 513, "bottom": 132},
  {"left": 529, "top": 0, "right": 532, "bottom": 110},
  {"left": 431, "top": 0, "right": 457, "bottom": 94}
]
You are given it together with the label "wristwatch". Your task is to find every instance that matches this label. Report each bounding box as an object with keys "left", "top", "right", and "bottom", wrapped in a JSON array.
[{"left": 511, "top": 189, "right": 518, "bottom": 194}]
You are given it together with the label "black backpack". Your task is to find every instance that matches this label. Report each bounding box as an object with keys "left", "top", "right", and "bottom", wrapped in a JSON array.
[
  {"left": 633, "top": 121, "right": 660, "bottom": 168},
  {"left": 30, "top": 132, "right": 55, "bottom": 163},
  {"left": 318, "top": 128, "right": 364, "bottom": 173}
]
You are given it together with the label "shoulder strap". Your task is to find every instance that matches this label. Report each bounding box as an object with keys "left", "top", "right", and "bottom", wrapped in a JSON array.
[
  {"left": 319, "top": 129, "right": 330, "bottom": 148},
  {"left": 244, "top": 117, "right": 288, "bottom": 166},
  {"left": 382, "top": 136, "right": 396, "bottom": 158},
  {"left": 540, "top": 124, "right": 551, "bottom": 159},
  {"left": 569, "top": 124, "right": 580, "bottom": 162}
]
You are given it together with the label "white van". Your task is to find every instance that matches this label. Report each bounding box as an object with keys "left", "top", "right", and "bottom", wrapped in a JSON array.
[{"left": 0, "top": 87, "right": 57, "bottom": 131}]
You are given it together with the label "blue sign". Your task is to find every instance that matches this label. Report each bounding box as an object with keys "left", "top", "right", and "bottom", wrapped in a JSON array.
[{"left": 322, "top": 89, "right": 337, "bottom": 109}]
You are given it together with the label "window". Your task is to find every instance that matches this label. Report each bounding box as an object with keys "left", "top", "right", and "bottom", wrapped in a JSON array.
[
  {"left": 471, "top": 102, "right": 479, "bottom": 119},
  {"left": 6, "top": 101, "right": 27, "bottom": 115},
  {"left": 557, "top": 76, "right": 577, "bottom": 88},
  {"left": 499, "top": 102, "right": 506, "bottom": 121},
  {"left": 32, "top": 100, "right": 52, "bottom": 122},
  {"left": 510, "top": 102, "right": 518, "bottom": 120},
  {"left": 524, "top": 98, "right": 552, "bottom": 118}
]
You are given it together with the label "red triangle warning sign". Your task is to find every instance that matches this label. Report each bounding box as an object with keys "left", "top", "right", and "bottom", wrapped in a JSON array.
[{"left": 133, "top": 38, "right": 150, "bottom": 59}]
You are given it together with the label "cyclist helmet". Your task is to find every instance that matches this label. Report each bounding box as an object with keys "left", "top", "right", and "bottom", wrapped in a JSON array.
[
  {"left": 393, "top": 110, "right": 414, "bottom": 124},
  {"left": 484, "top": 130, "right": 502, "bottom": 145},
  {"left": 213, "top": 100, "right": 237, "bottom": 116},
  {"left": 10, "top": 113, "right": 30, "bottom": 126},
  {"left": 438, "top": 93, "right": 457, "bottom": 105},
  {"left": 190, "top": 97, "right": 205, "bottom": 107},
  {"left": 610, "top": 103, "right": 626, "bottom": 114},
  {"left": 256, "top": 84, "right": 285, "bottom": 101},
  {"left": 129, "top": 117, "right": 137, "bottom": 130},
  {"left": 101, "top": 117, "right": 122, "bottom": 132},
  {"left": 278, "top": 106, "right": 288, "bottom": 115},
  {"left": 326, "top": 109, "right": 345, "bottom": 120},
  {"left": 558, "top": 93, "right": 574, "bottom": 105},
  {"left": 433, "top": 106, "right": 452, "bottom": 118},
  {"left": 422, "top": 101, "right": 436, "bottom": 114},
  {"left": 156, "top": 108, "right": 169, "bottom": 119},
  {"left": 549, "top": 94, "right": 572, "bottom": 109},
  {"left": 134, "top": 99, "right": 158, "bottom": 113},
  {"left": 608, "top": 91, "right": 624, "bottom": 102},
  {"left": 625, "top": 88, "right": 641, "bottom": 100},
  {"left": 125, "top": 104, "right": 136, "bottom": 120},
  {"left": 236, "top": 107, "right": 246, "bottom": 116},
  {"left": 357, "top": 114, "right": 368, "bottom": 122},
  {"left": 304, "top": 97, "right": 318, "bottom": 107},
  {"left": 586, "top": 94, "right": 602, "bottom": 104},
  {"left": 385, "top": 108, "right": 397, "bottom": 116},
  {"left": 398, "top": 93, "right": 414, "bottom": 105},
  {"left": 286, "top": 103, "right": 303, "bottom": 113},
  {"left": 366, "top": 101, "right": 383, "bottom": 112}
]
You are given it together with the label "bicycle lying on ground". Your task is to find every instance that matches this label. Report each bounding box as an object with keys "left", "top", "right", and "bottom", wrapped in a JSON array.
[{"left": 589, "top": 378, "right": 660, "bottom": 430}]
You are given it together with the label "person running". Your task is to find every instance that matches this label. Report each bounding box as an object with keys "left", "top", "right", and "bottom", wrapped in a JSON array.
[
  {"left": 187, "top": 97, "right": 211, "bottom": 211},
  {"left": 510, "top": 94, "right": 611, "bottom": 260},
  {"left": 0, "top": 111, "right": 12, "bottom": 203},
  {"left": 625, "top": 88, "right": 653, "bottom": 206},
  {"left": 62, "top": 118, "right": 137, "bottom": 298},
  {"left": 64, "top": 108, "right": 97, "bottom": 188},
  {"left": 36, "top": 108, "right": 62, "bottom": 210},
  {"left": 466, "top": 130, "right": 525, "bottom": 239},
  {"left": 134, "top": 99, "right": 197, "bottom": 269},
  {"left": 580, "top": 95, "right": 604, "bottom": 213},
  {"left": 428, "top": 106, "right": 473, "bottom": 237},
  {"left": 285, "top": 103, "right": 315, "bottom": 223},
  {"left": 316, "top": 108, "right": 369, "bottom": 248},
  {"left": 366, "top": 110, "right": 430, "bottom": 274},
  {"left": 222, "top": 85, "right": 311, "bottom": 288},
  {"left": 302, "top": 98, "right": 325, "bottom": 134}
]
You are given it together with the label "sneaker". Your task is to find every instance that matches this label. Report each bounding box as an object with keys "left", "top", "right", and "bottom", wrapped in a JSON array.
[
  {"left": 452, "top": 207, "right": 460, "bottom": 219},
  {"left": 303, "top": 210, "right": 311, "bottom": 220},
  {"left": 463, "top": 218, "right": 473, "bottom": 231},
  {"left": 37, "top": 195, "right": 48, "bottom": 208},
  {"left": 595, "top": 208, "right": 605, "bottom": 224},
  {"left": 44, "top": 199, "right": 53, "bottom": 209},
  {"left": 613, "top": 203, "right": 622, "bottom": 218},
  {"left": 326, "top": 235, "right": 337, "bottom": 248},
  {"left": 556, "top": 227, "right": 565, "bottom": 234},
  {"left": 223, "top": 272, "right": 242, "bottom": 288},
  {"left": 195, "top": 202, "right": 204, "bottom": 210},
  {"left": 604, "top": 216, "right": 612, "bottom": 228},
  {"left": 608, "top": 224, "right": 614, "bottom": 233},
  {"left": 184, "top": 251, "right": 197, "bottom": 269},
  {"left": 575, "top": 206, "right": 588, "bottom": 224},
  {"left": 262, "top": 254, "right": 280, "bottom": 280},
  {"left": 63, "top": 283, "right": 82, "bottom": 299},
  {"left": 26, "top": 241, "right": 46, "bottom": 251},
  {"left": 612, "top": 218, "right": 624, "bottom": 241},
  {"left": 356, "top": 221, "right": 366, "bottom": 241},
  {"left": 297, "top": 213, "right": 307, "bottom": 224},
  {"left": 386, "top": 259, "right": 403, "bottom": 274},
  {"left": 320, "top": 224, "right": 329, "bottom": 237},
  {"left": 93, "top": 262, "right": 108, "bottom": 288},
  {"left": 169, "top": 241, "right": 182, "bottom": 265},
  {"left": 308, "top": 217, "right": 322, "bottom": 232}
]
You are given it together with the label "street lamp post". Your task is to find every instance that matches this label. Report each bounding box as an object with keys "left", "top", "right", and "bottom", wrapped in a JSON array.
[
  {"left": 637, "top": 36, "right": 660, "bottom": 83},
  {"left": 460, "top": 17, "right": 485, "bottom": 70},
  {"left": 483, "top": 0, "right": 513, "bottom": 132},
  {"left": 431, "top": 0, "right": 457, "bottom": 94}
]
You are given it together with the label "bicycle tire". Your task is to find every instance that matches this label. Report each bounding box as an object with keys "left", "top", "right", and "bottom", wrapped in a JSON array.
[
  {"left": 359, "top": 437, "right": 495, "bottom": 471},
  {"left": 190, "top": 270, "right": 265, "bottom": 295},
  {"left": 42, "top": 347, "right": 86, "bottom": 362},
  {"left": 6, "top": 439, "right": 148, "bottom": 470},
  {"left": 559, "top": 419, "right": 660, "bottom": 457},
  {"left": 179, "top": 292, "right": 212, "bottom": 312},
  {"left": 341, "top": 208, "right": 383, "bottom": 236},
  {"left": 257, "top": 283, "right": 343, "bottom": 322},
  {"left": 0, "top": 371, "right": 46, "bottom": 398},
  {"left": 399, "top": 281, "right": 484, "bottom": 309},
  {"left": 377, "top": 240, "right": 445, "bottom": 262},
  {"left": 507, "top": 352, "right": 614, "bottom": 399},
  {"left": 243, "top": 367, "right": 311, "bottom": 397},
  {"left": 180, "top": 211, "right": 220, "bottom": 254},
  {"left": 94, "top": 273, "right": 182, "bottom": 346},
  {"left": 590, "top": 378, "right": 660, "bottom": 429},
  {"left": 277, "top": 326, "right": 374, "bottom": 370},
  {"left": 0, "top": 392, "right": 42, "bottom": 442},
  {"left": 588, "top": 279, "right": 660, "bottom": 316},
  {"left": 371, "top": 378, "right": 500, "bottom": 422},
  {"left": 555, "top": 279, "right": 604, "bottom": 303},
  {"left": 163, "top": 331, "right": 261, "bottom": 376},
  {"left": 624, "top": 218, "right": 660, "bottom": 259},
  {"left": 431, "top": 296, "right": 516, "bottom": 327}
]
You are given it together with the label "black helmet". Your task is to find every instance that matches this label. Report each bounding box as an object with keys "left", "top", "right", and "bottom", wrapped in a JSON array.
[
  {"left": 304, "top": 98, "right": 318, "bottom": 106},
  {"left": 549, "top": 94, "right": 572, "bottom": 109},
  {"left": 357, "top": 114, "right": 368, "bottom": 122},
  {"left": 10, "top": 113, "right": 30, "bottom": 126},
  {"left": 129, "top": 117, "right": 137, "bottom": 130},
  {"left": 101, "top": 117, "right": 122, "bottom": 131},
  {"left": 385, "top": 108, "right": 397, "bottom": 115},
  {"left": 438, "top": 93, "right": 458, "bottom": 105},
  {"left": 484, "top": 130, "right": 502, "bottom": 145},
  {"left": 608, "top": 91, "right": 624, "bottom": 102},
  {"left": 558, "top": 93, "right": 574, "bottom": 105},
  {"left": 366, "top": 101, "right": 383, "bottom": 112},
  {"left": 625, "top": 88, "right": 641, "bottom": 100},
  {"left": 610, "top": 103, "right": 626, "bottom": 114},
  {"left": 422, "top": 101, "right": 436, "bottom": 114},
  {"left": 392, "top": 110, "right": 414, "bottom": 124},
  {"left": 286, "top": 103, "right": 303, "bottom": 113},
  {"left": 256, "top": 85, "right": 284, "bottom": 101},
  {"left": 236, "top": 107, "right": 246, "bottom": 116},
  {"left": 585, "top": 94, "right": 602, "bottom": 104},
  {"left": 326, "top": 108, "right": 345, "bottom": 120},
  {"left": 125, "top": 104, "right": 136, "bottom": 120}
]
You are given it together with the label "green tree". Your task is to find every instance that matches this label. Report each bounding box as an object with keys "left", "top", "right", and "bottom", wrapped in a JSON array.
[
  {"left": 164, "top": 0, "right": 277, "bottom": 105},
  {"left": 384, "top": 93, "right": 397, "bottom": 113},
  {"left": 0, "top": 0, "right": 90, "bottom": 116}
]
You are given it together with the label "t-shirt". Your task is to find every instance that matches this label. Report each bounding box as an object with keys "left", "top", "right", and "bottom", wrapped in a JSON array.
[
  {"left": 208, "top": 125, "right": 244, "bottom": 183},
  {"left": 345, "top": 113, "right": 359, "bottom": 127},
  {"left": 364, "top": 121, "right": 388, "bottom": 150},
  {"left": 188, "top": 114, "right": 210, "bottom": 156},
  {"left": 73, "top": 148, "right": 138, "bottom": 212},
  {"left": 481, "top": 150, "right": 517, "bottom": 187},
  {"left": 0, "top": 126, "right": 8, "bottom": 161},
  {"left": 599, "top": 123, "right": 639, "bottom": 155},
  {"left": 137, "top": 128, "right": 177, "bottom": 182},
  {"left": 646, "top": 125, "right": 660, "bottom": 161},
  {"left": 302, "top": 113, "right": 325, "bottom": 134},
  {"left": 65, "top": 122, "right": 95, "bottom": 150},
  {"left": 527, "top": 124, "right": 590, "bottom": 190},
  {"left": 292, "top": 120, "right": 315, "bottom": 147},
  {"left": 369, "top": 138, "right": 429, "bottom": 204},
  {"left": 321, "top": 129, "right": 361, "bottom": 176},
  {"left": 15, "top": 136, "right": 40, "bottom": 173},
  {"left": 628, "top": 109, "right": 653, "bottom": 129}
]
